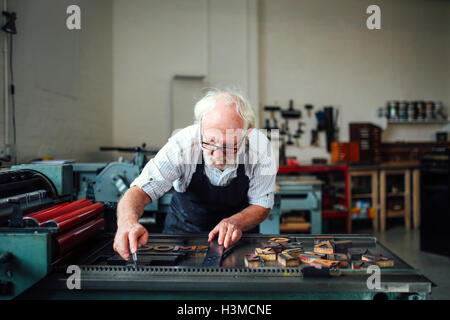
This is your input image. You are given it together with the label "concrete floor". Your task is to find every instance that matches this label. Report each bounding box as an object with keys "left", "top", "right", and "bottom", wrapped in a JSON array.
[{"left": 353, "top": 222, "right": 450, "bottom": 300}]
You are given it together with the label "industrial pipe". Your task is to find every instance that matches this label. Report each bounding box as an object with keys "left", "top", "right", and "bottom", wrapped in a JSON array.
[
  {"left": 23, "top": 199, "right": 92, "bottom": 226},
  {"left": 56, "top": 216, "right": 104, "bottom": 256},
  {"left": 45, "top": 202, "right": 104, "bottom": 233}
]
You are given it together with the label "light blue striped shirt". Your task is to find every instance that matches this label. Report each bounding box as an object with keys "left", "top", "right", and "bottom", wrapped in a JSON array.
[{"left": 130, "top": 124, "right": 277, "bottom": 209}]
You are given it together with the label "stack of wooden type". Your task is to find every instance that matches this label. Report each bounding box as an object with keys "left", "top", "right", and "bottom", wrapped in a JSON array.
[
  {"left": 311, "top": 238, "right": 395, "bottom": 270},
  {"left": 306, "top": 238, "right": 354, "bottom": 270},
  {"left": 244, "top": 237, "right": 304, "bottom": 268},
  {"left": 354, "top": 250, "right": 394, "bottom": 269},
  {"left": 244, "top": 236, "right": 394, "bottom": 271}
]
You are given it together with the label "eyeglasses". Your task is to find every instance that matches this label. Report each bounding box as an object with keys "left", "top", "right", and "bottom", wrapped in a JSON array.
[{"left": 199, "top": 118, "right": 247, "bottom": 155}]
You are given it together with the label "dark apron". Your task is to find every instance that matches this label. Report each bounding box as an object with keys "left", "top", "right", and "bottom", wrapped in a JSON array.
[{"left": 163, "top": 150, "right": 258, "bottom": 234}]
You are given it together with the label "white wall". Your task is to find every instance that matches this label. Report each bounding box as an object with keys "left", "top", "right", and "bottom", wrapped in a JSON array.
[
  {"left": 2, "top": 0, "right": 259, "bottom": 164},
  {"left": 1, "top": 0, "right": 113, "bottom": 164},
  {"left": 208, "top": 0, "right": 259, "bottom": 109},
  {"left": 3, "top": 0, "right": 448, "bottom": 165},
  {"left": 259, "top": 0, "right": 450, "bottom": 163},
  {"left": 112, "top": 0, "right": 258, "bottom": 149}
]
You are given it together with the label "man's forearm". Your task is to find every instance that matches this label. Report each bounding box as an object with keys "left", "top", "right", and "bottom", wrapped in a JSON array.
[
  {"left": 117, "top": 186, "right": 151, "bottom": 226},
  {"left": 228, "top": 205, "right": 270, "bottom": 231}
]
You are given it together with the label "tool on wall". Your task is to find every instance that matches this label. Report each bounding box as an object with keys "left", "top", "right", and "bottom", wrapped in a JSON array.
[
  {"left": 334, "top": 108, "right": 340, "bottom": 142},
  {"left": 280, "top": 123, "right": 287, "bottom": 136},
  {"left": 264, "top": 119, "right": 274, "bottom": 140},
  {"left": 293, "top": 122, "right": 306, "bottom": 147},
  {"left": 310, "top": 106, "right": 339, "bottom": 150},
  {"left": 315, "top": 110, "right": 325, "bottom": 131},
  {"left": 264, "top": 105, "right": 281, "bottom": 120},
  {"left": 286, "top": 133, "right": 294, "bottom": 146},
  {"left": 311, "top": 110, "right": 325, "bottom": 147},
  {"left": 310, "top": 129, "right": 319, "bottom": 147},
  {"left": 272, "top": 118, "right": 279, "bottom": 130},
  {"left": 263, "top": 103, "right": 293, "bottom": 165},
  {"left": 279, "top": 139, "right": 287, "bottom": 166},
  {"left": 304, "top": 104, "right": 314, "bottom": 117},
  {"left": 279, "top": 100, "right": 301, "bottom": 161},
  {"left": 263, "top": 99, "right": 344, "bottom": 164},
  {"left": 324, "top": 106, "right": 340, "bottom": 152},
  {"left": 263, "top": 105, "right": 282, "bottom": 141},
  {"left": 281, "top": 100, "right": 301, "bottom": 141},
  {"left": 264, "top": 118, "right": 271, "bottom": 131},
  {"left": 281, "top": 99, "right": 302, "bottom": 120}
]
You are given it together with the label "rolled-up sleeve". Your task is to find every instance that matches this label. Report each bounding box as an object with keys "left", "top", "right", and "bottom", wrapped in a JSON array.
[
  {"left": 130, "top": 138, "right": 184, "bottom": 202},
  {"left": 247, "top": 132, "right": 277, "bottom": 209}
]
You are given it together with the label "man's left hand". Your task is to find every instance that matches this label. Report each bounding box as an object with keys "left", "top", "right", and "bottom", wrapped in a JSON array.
[{"left": 208, "top": 218, "right": 243, "bottom": 249}]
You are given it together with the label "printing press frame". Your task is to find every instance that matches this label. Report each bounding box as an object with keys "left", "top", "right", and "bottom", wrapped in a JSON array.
[
  {"left": 0, "top": 167, "right": 435, "bottom": 300},
  {"left": 17, "top": 234, "right": 434, "bottom": 300}
]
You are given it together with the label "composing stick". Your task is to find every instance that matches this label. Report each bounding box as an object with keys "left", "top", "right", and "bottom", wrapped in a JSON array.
[{"left": 202, "top": 239, "right": 224, "bottom": 267}]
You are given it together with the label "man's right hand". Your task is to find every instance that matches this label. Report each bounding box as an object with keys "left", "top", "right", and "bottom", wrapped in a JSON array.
[
  {"left": 113, "top": 186, "right": 151, "bottom": 261},
  {"left": 113, "top": 222, "right": 149, "bottom": 261}
]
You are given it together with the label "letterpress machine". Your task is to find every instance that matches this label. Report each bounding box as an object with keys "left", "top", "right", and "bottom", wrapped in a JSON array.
[{"left": 0, "top": 166, "right": 434, "bottom": 300}]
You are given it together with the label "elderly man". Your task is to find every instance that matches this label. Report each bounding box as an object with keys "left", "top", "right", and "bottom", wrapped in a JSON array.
[{"left": 113, "top": 90, "right": 277, "bottom": 261}]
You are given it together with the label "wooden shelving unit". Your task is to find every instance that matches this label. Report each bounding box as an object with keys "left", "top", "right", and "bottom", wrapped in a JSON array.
[
  {"left": 348, "top": 162, "right": 421, "bottom": 232},
  {"left": 351, "top": 193, "right": 373, "bottom": 199},
  {"left": 348, "top": 169, "right": 379, "bottom": 231},
  {"left": 380, "top": 168, "right": 411, "bottom": 231}
]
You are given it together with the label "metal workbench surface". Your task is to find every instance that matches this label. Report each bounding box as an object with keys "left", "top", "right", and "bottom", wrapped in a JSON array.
[{"left": 20, "top": 234, "right": 434, "bottom": 300}]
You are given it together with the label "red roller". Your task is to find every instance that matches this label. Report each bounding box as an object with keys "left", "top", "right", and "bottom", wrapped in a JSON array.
[
  {"left": 56, "top": 216, "right": 105, "bottom": 256},
  {"left": 45, "top": 202, "right": 104, "bottom": 232},
  {"left": 23, "top": 199, "right": 92, "bottom": 226},
  {"left": 25, "top": 202, "right": 70, "bottom": 218}
]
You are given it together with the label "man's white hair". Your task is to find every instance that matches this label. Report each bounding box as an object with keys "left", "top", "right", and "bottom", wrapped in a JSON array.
[{"left": 194, "top": 88, "right": 256, "bottom": 129}]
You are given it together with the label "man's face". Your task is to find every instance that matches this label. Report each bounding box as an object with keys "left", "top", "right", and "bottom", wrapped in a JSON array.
[
  {"left": 200, "top": 100, "right": 246, "bottom": 170},
  {"left": 201, "top": 126, "right": 245, "bottom": 170}
]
